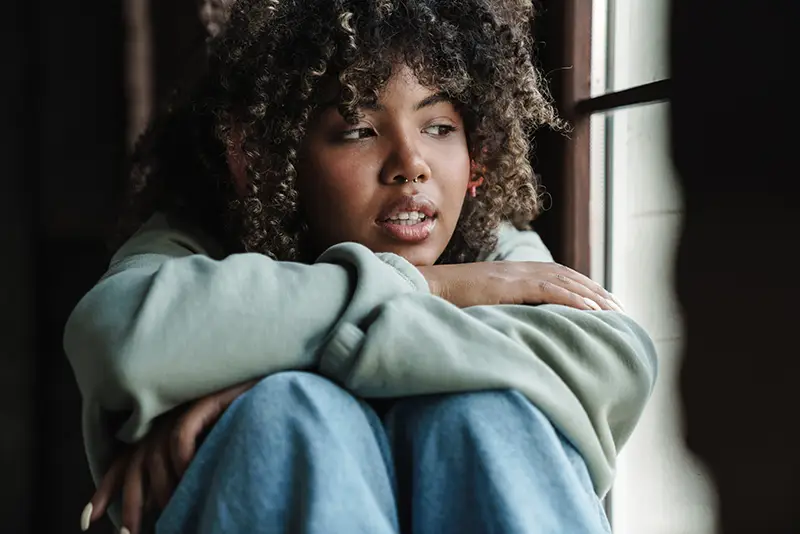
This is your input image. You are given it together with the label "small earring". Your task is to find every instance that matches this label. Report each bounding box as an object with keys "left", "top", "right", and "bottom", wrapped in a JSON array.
[{"left": 468, "top": 176, "right": 484, "bottom": 198}]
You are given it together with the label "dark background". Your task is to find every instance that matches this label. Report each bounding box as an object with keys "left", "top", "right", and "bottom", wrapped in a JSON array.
[{"left": 2, "top": 1, "right": 796, "bottom": 533}]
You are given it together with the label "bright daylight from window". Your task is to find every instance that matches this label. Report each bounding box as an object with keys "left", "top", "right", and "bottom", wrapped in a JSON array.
[{"left": 589, "top": 1, "right": 719, "bottom": 533}]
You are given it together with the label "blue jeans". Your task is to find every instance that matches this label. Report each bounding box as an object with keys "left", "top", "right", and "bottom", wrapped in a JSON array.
[{"left": 155, "top": 372, "right": 611, "bottom": 534}]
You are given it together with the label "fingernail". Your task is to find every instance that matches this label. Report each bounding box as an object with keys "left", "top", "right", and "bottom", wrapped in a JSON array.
[
  {"left": 609, "top": 293, "right": 626, "bottom": 311},
  {"left": 80, "top": 503, "right": 92, "bottom": 531},
  {"left": 120, "top": 528, "right": 131, "bottom": 534},
  {"left": 584, "top": 298, "right": 602, "bottom": 311},
  {"left": 606, "top": 298, "right": 625, "bottom": 313}
]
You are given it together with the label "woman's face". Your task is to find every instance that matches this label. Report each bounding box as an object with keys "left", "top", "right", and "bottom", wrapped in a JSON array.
[{"left": 296, "top": 66, "right": 473, "bottom": 266}]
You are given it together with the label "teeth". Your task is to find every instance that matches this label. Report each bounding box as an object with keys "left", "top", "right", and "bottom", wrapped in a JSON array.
[{"left": 387, "top": 211, "right": 426, "bottom": 224}]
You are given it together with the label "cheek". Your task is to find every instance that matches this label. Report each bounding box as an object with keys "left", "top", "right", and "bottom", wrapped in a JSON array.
[
  {"left": 300, "top": 148, "right": 380, "bottom": 224},
  {"left": 433, "top": 151, "right": 471, "bottom": 213}
]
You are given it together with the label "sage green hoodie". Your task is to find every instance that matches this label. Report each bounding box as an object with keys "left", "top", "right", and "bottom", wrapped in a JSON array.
[{"left": 64, "top": 212, "right": 657, "bottom": 499}]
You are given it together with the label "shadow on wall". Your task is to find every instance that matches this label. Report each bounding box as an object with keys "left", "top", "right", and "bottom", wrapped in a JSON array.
[{"left": 670, "top": 0, "right": 797, "bottom": 533}]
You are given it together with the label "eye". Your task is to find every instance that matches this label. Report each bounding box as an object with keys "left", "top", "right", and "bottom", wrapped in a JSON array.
[
  {"left": 423, "top": 124, "right": 458, "bottom": 137},
  {"left": 341, "top": 127, "right": 376, "bottom": 141}
]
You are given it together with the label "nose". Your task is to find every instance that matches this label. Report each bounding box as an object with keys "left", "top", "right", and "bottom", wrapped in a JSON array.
[{"left": 379, "top": 135, "right": 431, "bottom": 186}]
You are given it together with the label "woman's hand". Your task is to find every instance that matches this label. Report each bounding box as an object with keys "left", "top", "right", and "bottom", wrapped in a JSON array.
[
  {"left": 418, "top": 261, "right": 624, "bottom": 312},
  {"left": 80, "top": 379, "right": 260, "bottom": 534}
]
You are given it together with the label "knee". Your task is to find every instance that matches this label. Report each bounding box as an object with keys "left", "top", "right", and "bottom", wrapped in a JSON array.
[
  {"left": 228, "top": 371, "right": 350, "bottom": 429},
  {"left": 390, "top": 390, "right": 553, "bottom": 440},
  {"left": 389, "top": 391, "right": 596, "bottom": 493}
]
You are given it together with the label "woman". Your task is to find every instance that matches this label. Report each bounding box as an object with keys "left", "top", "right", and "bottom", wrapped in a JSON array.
[{"left": 67, "top": 1, "right": 657, "bottom": 532}]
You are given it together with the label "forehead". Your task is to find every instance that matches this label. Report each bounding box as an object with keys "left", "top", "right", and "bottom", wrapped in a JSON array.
[{"left": 377, "top": 66, "right": 437, "bottom": 105}]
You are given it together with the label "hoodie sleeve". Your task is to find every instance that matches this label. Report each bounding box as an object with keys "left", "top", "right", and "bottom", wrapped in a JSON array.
[
  {"left": 63, "top": 213, "right": 429, "bottom": 483},
  {"left": 317, "top": 224, "right": 658, "bottom": 497}
]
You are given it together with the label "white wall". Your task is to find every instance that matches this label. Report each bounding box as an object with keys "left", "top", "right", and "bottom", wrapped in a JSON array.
[
  {"left": 590, "top": 1, "right": 719, "bottom": 533},
  {"left": 606, "top": 102, "right": 718, "bottom": 534}
]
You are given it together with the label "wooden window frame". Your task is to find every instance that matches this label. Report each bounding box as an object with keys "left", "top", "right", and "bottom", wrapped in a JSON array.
[{"left": 551, "top": 0, "right": 672, "bottom": 275}]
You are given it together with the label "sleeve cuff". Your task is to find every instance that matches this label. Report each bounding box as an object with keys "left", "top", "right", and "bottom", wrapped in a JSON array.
[
  {"left": 375, "top": 252, "right": 430, "bottom": 292},
  {"left": 318, "top": 322, "right": 366, "bottom": 383}
]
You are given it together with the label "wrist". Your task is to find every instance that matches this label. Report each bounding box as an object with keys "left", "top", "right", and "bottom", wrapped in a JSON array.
[{"left": 417, "top": 265, "right": 442, "bottom": 298}]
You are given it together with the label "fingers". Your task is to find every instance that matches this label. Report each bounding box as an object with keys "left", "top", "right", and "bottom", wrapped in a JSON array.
[
  {"left": 547, "top": 264, "right": 624, "bottom": 312},
  {"left": 146, "top": 436, "right": 176, "bottom": 510},
  {"left": 553, "top": 273, "right": 614, "bottom": 311},
  {"left": 121, "top": 445, "right": 147, "bottom": 534},
  {"left": 170, "top": 398, "right": 213, "bottom": 479},
  {"left": 171, "top": 380, "right": 259, "bottom": 478},
  {"left": 530, "top": 279, "right": 600, "bottom": 311},
  {"left": 82, "top": 450, "right": 130, "bottom": 531}
]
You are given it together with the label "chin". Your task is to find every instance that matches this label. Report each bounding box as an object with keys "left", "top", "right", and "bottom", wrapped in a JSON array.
[{"left": 385, "top": 243, "right": 443, "bottom": 267}]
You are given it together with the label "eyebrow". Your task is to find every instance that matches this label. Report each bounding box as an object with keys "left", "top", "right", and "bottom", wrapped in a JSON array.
[
  {"left": 359, "top": 93, "right": 452, "bottom": 112},
  {"left": 413, "top": 93, "right": 451, "bottom": 111}
]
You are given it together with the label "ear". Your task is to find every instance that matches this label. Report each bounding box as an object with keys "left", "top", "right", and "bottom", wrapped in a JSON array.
[
  {"left": 468, "top": 159, "right": 486, "bottom": 188},
  {"left": 467, "top": 175, "right": 485, "bottom": 187},
  {"left": 466, "top": 158, "right": 486, "bottom": 198},
  {"left": 226, "top": 125, "right": 248, "bottom": 196}
]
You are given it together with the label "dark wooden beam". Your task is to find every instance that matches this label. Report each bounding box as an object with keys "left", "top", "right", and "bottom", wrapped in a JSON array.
[
  {"left": 530, "top": 0, "right": 593, "bottom": 275},
  {"left": 576, "top": 79, "right": 672, "bottom": 115},
  {"left": 560, "top": 0, "right": 593, "bottom": 275}
]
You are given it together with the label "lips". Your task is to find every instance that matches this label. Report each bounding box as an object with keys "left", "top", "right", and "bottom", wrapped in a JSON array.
[
  {"left": 376, "top": 194, "right": 439, "bottom": 243},
  {"left": 378, "top": 194, "right": 438, "bottom": 221}
]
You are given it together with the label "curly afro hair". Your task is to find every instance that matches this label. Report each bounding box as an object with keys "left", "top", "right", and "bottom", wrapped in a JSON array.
[{"left": 119, "top": 0, "right": 565, "bottom": 264}]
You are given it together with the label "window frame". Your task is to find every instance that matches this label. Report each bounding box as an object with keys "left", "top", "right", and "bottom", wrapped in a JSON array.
[{"left": 553, "top": 0, "right": 672, "bottom": 275}]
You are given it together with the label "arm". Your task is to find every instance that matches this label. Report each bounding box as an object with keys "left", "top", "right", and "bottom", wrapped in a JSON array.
[
  {"left": 63, "top": 213, "right": 428, "bottom": 480},
  {"left": 319, "top": 296, "right": 655, "bottom": 498},
  {"left": 319, "top": 225, "right": 657, "bottom": 497}
]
